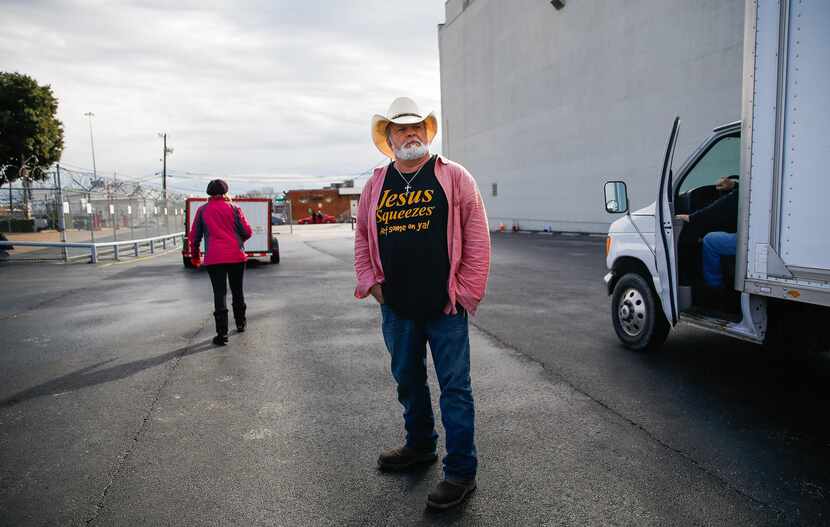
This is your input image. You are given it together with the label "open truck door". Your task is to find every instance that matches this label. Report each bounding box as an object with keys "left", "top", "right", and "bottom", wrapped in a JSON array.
[{"left": 655, "top": 117, "right": 681, "bottom": 326}]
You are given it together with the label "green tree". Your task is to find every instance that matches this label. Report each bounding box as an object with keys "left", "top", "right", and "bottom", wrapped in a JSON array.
[{"left": 0, "top": 72, "right": 64, "bottom": 184}]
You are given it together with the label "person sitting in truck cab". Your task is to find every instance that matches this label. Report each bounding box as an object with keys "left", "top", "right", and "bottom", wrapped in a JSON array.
[{"left": 676, "top": 176, "right": 739, "bottom": 288}]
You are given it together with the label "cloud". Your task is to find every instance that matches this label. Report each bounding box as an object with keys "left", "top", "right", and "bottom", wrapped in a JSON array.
[{"left": 0, "top": 0, "right": 445, "bottom": 192}]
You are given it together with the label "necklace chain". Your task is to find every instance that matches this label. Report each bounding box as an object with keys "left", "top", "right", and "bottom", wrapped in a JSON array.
[{"left": 393, "top": 156, "right": 431, "bottom": 194}]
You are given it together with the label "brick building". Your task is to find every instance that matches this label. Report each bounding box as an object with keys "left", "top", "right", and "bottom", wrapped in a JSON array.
[{"left": 285, "top": 188, "right": 352, "bottom": 222}]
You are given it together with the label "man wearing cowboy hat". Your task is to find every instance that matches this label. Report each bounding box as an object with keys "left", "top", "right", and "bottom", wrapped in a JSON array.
[{"left": 354, "top": 96, "right": 491, "bottom": 509}]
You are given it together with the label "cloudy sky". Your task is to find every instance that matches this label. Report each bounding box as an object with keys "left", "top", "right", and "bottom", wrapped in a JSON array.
[{"left": 1, "top": 1, "right": 446, "bottom": 194}]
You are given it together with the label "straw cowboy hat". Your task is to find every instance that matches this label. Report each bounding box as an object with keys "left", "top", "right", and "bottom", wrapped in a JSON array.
[{"left": 371, "top": 97, "right": 438, "bottom": 159}]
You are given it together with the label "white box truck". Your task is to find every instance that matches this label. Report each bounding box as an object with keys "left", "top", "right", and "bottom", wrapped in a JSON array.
[
  {"left": 182, "top": 197, "right": 280, "bottom": 268},
  {"left": 602, "top": 0, "right": 829, "bottom": 352}
]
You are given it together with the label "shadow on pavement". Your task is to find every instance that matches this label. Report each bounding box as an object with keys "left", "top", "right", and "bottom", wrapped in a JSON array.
[
  {"left": 0, "top": 338, "right": 216, "bottom": 408},
  {"left": 369, "top": 465, "right": 477, "bottom": 523},
  {"left": 376, "top": 462, "right": 435, "bottom": 493}
]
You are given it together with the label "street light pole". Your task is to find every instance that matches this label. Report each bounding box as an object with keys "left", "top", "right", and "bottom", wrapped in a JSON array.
[
  {"left": 84, "top": 112, "right": 98, "bottom": 242},
  {"left": 87, "top": 192, "right": 95, "bottom": 243},
  {"left": 18, "top": 155, "right": 38, "bottom": 222},
  {"left": 1, "top": 164, "right": 12, "bottom": 232},
  {"left": 109, "top": 171, "right": 117, "bottom": 242},
  {"left": 55, "top": 164, "right": 68, "bottom": 261},
  {"left": 84, "top": 112, "right": 97, "bottom": 178}
]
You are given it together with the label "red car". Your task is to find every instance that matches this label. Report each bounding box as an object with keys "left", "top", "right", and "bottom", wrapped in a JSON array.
[{"left": 298, "top": 213, "right": 337, "bottom": 224}]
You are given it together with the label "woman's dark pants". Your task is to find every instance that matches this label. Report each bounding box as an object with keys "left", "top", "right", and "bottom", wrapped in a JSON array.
[{"left": 206, "top": 262, "right": 246, "bottom": 335}]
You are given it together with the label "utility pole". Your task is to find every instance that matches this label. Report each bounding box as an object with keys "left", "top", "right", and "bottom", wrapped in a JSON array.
[
  {"left": 161, "top": 133, "right": 167, "bottom": 202},
  {"left": 162, "top": 133, "right": 167, "bottom": 234},
  {"left": 158, "top": 133, "right": 173, "bottom": 233}
]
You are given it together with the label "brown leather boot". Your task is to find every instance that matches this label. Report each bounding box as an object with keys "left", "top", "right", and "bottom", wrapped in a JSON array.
[
  {"left": 426, "top": 479, "right": 477, "bottom": 509},
  {"left": 377, "top": 446, "right": 437, "bottom": 472}
]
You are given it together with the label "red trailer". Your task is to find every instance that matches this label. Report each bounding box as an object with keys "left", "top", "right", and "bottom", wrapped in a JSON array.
[{"left": 181, "top": 197, "right": 280, "bottom": 268}]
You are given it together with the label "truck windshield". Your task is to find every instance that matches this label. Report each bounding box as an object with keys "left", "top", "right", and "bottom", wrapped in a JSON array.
[{"left": 677, "top": 134, "right": 740, "bottom": 195}]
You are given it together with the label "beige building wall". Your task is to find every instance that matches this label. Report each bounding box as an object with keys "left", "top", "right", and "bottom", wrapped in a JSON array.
[{"left": 439, "top": 0, "right": 744, "bottom": 232}]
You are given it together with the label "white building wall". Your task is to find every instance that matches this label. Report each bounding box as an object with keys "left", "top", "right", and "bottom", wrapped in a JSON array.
[{"left": 439, "top": 0, "right": 744, "bottom": 232}]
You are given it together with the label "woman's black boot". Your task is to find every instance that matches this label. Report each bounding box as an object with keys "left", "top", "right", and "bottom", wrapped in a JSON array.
[
  {"left": 213, "top": 309, "right": 229, "bottom": 345},
  {"left": 232, "top": 302, "right": 247, "bottom": 332}
]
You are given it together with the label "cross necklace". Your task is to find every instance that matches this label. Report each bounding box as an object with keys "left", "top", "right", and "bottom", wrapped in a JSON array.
[{"left": 393, "top": 156, "right": 431, "bottom": 195}]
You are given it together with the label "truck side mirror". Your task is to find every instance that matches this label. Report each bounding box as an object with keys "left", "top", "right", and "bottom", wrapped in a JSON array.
[{"left": 604, "top": 181, "right": 629, "bottom": 214}]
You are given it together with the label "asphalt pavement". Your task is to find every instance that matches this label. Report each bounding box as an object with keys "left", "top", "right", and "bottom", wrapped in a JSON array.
[{"left": 1, "top": 225, "right": 828, "bottom": 526}]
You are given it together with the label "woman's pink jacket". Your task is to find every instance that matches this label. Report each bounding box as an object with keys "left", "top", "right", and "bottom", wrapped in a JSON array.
[{"left": 354, "top": 156, "right": 491, "bottom": 315}]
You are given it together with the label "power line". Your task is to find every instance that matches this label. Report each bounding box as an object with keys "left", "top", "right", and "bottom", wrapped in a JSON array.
[{"left": 55, "top": 155, "right": 387, "bottom": 193}]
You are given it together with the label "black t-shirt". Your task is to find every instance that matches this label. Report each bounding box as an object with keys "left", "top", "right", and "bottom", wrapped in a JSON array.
[{"left": 377, "top": 156, "right": 450, "bottom": 320}]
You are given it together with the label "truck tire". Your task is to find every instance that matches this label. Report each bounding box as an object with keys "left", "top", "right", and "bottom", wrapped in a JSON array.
[
  {"left": 183, "top": 256, "right": 194, "bottom": 269},
  {"left": 611, "top": 272, "right": 670, "bottom": 351}
]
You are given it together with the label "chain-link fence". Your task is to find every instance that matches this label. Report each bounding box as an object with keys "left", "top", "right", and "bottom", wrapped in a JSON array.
[{"left": 1, "top": 165, "right": 186, "bottom": 262}]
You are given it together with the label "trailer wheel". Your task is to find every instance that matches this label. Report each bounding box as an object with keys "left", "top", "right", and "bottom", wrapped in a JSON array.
[
  {"left": 611, "top": 273, "right": 670, "bottom": 351},
  {"left": 270, "top": 238, "right": 280, "bottom": 264},
  {"left": 183, "top": 256, "right": 194, "bottom": 269}
]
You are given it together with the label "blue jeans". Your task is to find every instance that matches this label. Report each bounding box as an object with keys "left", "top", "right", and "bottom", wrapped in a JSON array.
[
  {"left": 702, "top": 232, "right": 737, "bottom": 287},
  {"left": 380, "top": 304, "right": 477, "bottom": 481}
]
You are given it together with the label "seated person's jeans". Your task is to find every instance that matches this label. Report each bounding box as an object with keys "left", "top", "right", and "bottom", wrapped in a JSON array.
[{"left": 702, "top": 232, "right": 737, "bottom": 288}]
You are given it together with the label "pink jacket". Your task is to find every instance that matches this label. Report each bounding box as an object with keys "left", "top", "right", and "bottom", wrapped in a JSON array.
[
  {"left": 354, "top": 156, "right": 491, "bottom": 315},
  {"left": 190, "top": 197, "right": 253, "bottom": 266}
]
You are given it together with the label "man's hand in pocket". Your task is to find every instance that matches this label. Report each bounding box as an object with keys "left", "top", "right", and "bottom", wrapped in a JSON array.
[{"left": 370, "top": 284, "right": 384, "bottom": 304}]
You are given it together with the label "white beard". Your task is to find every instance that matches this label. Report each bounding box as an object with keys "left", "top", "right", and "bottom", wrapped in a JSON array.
[{"left": 394, "top": 141, "right": 429, "bottom": 161}]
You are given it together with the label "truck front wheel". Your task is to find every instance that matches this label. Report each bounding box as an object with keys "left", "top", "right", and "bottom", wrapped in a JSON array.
[{"left": 611, "top": 273, "right": 670, "bottom": 351}]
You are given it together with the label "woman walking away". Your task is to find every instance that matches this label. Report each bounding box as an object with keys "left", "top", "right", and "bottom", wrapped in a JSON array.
[{"left": 189, "top": 179, "right": 253, "bottom": 345}]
